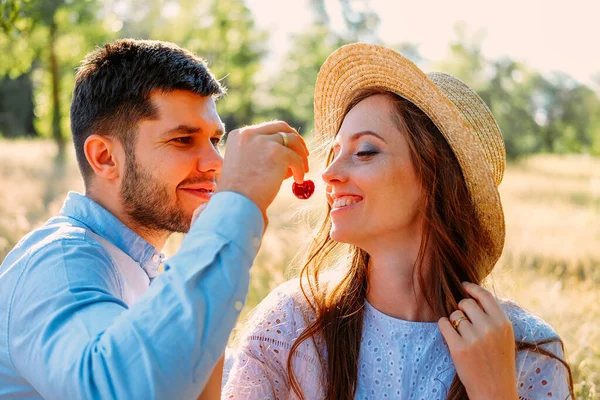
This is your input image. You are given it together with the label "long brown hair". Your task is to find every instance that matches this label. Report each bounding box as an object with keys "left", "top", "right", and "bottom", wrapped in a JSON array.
[{"left": 287, "top": 88, "right": 574, "bottom": 399}]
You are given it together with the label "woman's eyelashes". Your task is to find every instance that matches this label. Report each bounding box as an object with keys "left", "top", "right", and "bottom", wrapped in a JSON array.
[
  {"left": 355, "top": 146, "right": 380, "bottom": 158},
  {"left": 331, "top": 143, "right": 380, "bottom": 159}
]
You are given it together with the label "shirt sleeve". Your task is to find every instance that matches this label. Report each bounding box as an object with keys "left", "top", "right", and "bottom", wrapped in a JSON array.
[
  {"left": 7, "top": 191, "right": 264, "bottom": 400},
  {"left": 516, "top": 340, "right": 572, "bottom": 400}
]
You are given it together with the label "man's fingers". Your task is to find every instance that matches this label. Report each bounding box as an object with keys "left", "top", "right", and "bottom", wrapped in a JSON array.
[
  {"left": 234, "top": 122, "right": 310, "bottom": 172},
  {"left": 285, "top": 149, "right": 306, "bottom": 184},
  {"left": 272, "top": 132, "right": 309, "bottom": 181},
  {"left": 282, "top": 133, "right": 309, "bottom": 172},
  {"left": 244, "top": 121, "right": 296, "bottom": 135},
  {"left": 290, "top": 131, "right": 310, "bottom": 157},
  {"left": 218, "top": 120, "right": 310, "bottom": 214}
]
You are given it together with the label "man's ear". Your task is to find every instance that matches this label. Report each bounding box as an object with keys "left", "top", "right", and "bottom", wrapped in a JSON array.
[{"left": 84, "top": 134, "right": 123, "bottom": 181}]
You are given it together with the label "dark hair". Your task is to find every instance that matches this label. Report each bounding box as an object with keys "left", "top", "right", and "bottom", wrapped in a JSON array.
[
  {"left": 70, "top": 39, "right": 225, "bottom": 185},
  {"left": 288, "top": 88, "right": 573, "bottom": 399}
]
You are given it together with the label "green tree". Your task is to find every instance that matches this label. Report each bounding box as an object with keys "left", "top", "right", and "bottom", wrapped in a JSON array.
[
  {"left": 263, "top": 23, "right": 342, "bottom": 134},
  {"left": 264, "top": 0, "right": 381, "bottom": 135},
  {"left": 0, "top": 68, "right": 38, "bottom": 138},
  {"left": 478, "top": 59, "right": 545, "bottom": 158},
  {"left": 189, "top": 0, "right": 267, "bottom": 130},
  {"left": 436, "top": 27, "right": 600, "bottom": 158},
  {"left": 435, "top": 23, "right": 488, "bottom": 91},
  {"left": 116, "top": 0, "right": 267, "bottom": 130},
  {"left": 0, "top": 0, "right": 106, "bottom": 158},
  {"left": 336, "top": 0, "right": 380, "bottom": 42},
  {"left": 530, "top": 72, "right": 600, "bottom": 154}
]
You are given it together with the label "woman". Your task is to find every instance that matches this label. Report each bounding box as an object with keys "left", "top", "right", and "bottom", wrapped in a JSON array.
[{"left": 222, "top": 44, "right": 573, "bottom": 399}]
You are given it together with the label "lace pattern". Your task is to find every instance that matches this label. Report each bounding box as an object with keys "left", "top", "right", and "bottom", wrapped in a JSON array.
[{"left": 222, "top": 280, "right": 571, "bottom": 399}]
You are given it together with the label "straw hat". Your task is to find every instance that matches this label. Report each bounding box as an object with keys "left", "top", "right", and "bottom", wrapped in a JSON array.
[{"left": 314, "top": 43, "right": 506, "bottom": 274}]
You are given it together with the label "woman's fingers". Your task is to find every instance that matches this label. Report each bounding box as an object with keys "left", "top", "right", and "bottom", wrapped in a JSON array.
[
  {"left": 438, "top": 317, "right": 463, "bottom": 350},
  {"left": 462, "top": 282, "right": 507, "bottom": 322},
  {"left": 440, "top": 283, "right": 518, "bottom": 399},
  {"left": 441, "top": 283, "right": 505, "bottom": 345},
  {"left": 449, "top": 309, "right": 475, "bottom": 340},
  {"left": 457, "top": 297, "right": 489, "bottom": 331}
]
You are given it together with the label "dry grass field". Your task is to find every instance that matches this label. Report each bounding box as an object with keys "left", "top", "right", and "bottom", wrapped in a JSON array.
[{"left": 1, "top": 139, "right": 598, "bottom": 399}]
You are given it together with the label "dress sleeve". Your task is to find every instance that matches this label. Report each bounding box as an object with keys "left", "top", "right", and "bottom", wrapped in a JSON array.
[
  {"left": 516, "top": 340, "right": 571, "bottom": 400},
  {"left": 221, "top": 281, "right": 325, "bottom": 400},
  {"left": 503, "top": 302, "right": 572, "bottom": 400}
]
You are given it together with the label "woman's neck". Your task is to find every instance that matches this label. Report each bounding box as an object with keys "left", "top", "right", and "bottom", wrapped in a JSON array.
[{"left": 364, "top": 234, "right": 437, "bottom": 322}]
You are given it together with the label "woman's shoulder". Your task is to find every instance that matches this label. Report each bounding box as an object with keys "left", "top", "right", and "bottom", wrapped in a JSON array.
[
  {"left": 500, "top": 301, "right": 572, "bottom": 398},
  {"left": 227, "top": 277, "right": 329, "bottom": 390},
  {"left": 235, "top": 275, "right": 328, "bottom": 348},
  {"left": 249, "top": 278, "right": 317, "bottom": 323},
  {"left": 500, "top": 300, "right": 561, "bottom": 343},
  {"left": 247, "top": 271, "right": 345, "bottom": 326},
  {"left": 224, "top": 277, "right": 330, "bottom": 398}
]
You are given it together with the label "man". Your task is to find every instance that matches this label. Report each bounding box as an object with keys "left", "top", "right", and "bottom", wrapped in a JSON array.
[{"left": 0, "top": 39, "right": 309, "bottom": 399}]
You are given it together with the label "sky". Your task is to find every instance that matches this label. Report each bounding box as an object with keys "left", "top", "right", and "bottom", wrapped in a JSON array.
[{"left": 246, "top": 0, "right": 600, "bottom": 88}]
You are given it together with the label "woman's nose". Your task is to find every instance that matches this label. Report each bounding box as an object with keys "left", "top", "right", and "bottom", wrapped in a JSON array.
[{"left": 321, "top": 154, "right": 347, "bottom": 185}]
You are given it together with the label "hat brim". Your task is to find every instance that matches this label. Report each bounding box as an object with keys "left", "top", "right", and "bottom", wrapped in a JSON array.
[{"left": 314, "top": 43, "right": 505, "bottom": 273}]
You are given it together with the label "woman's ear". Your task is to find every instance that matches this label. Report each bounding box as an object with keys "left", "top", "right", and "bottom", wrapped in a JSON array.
[{"left": 84, "top": 134, "right": 122, "bottom": 181}]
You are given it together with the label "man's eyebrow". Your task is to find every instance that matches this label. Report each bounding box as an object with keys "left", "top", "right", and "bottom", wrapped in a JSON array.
[
  {"left": 162, "top": 125, "right": 225, "bottom": 137},
  {"left": 162, "top": 125, "right": 201, "bottom": 137}
]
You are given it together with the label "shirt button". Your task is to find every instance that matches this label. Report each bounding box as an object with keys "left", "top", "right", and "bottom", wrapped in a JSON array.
[
  {"left": 152, "top": 254, "right": 160, "bottom": 263},
  {"left": 252, "top": 236, "right": 261, "bottom": 248},
  {"left": 234, "top": 301, "right": 243, "bottom": 311}
]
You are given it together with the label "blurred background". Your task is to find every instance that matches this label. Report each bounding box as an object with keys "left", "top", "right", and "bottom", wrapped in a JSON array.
[{"left": 1, "top": 0, "right": 599, "bottom": 398}]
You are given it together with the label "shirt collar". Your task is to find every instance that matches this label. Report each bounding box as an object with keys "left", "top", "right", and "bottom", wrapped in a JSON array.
[{"left": 59, "top": 191, "right": 164, "bottom": 277}]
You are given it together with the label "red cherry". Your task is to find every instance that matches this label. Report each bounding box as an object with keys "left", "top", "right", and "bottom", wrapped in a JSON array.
[{"left": 292, "top": 180, "right": 315, "bottom": 199}]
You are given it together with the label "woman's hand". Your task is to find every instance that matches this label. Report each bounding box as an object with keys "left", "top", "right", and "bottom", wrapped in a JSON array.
[{"left": 438, "top": 282, "right": 518, "bottom": 400}]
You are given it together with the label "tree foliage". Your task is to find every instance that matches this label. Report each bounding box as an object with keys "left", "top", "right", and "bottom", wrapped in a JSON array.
[
  {"left": 264, "top": 0, "right": 380, "bottom": 134},
  {"left": 0, "top": 1, "right": 598, "bottom": 158},
  {"left": 436, "top": 28, "right": 600, "bottom": 158}
]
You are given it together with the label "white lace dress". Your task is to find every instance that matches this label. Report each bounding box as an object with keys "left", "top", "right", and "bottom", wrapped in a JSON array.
[{"left": 222, "top": 280, "right": 571, "bottom": 399}]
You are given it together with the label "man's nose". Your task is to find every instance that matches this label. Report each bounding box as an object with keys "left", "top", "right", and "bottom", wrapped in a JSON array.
[{"left": 197, "top": 144, "right": 223, "bottom": 174}]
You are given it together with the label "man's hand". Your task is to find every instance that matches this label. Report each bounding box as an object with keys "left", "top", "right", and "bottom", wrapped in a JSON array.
[{"left": 217, "top": 121, "right": 309, "bottom": 216}]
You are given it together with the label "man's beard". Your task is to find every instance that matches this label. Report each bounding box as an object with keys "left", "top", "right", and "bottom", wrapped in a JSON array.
[{"left": 120, "top": 155, "right": 191, "bottom": 234}]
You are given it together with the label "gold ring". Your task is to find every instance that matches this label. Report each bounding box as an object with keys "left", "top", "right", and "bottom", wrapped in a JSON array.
[
  {"left": 278, "top": 132, "right": 289, "bottom": 147},
  {"left": 451, "top": 316, "right": 469, "bottom": 330}
]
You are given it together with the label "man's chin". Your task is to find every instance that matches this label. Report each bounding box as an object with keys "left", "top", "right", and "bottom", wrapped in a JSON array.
[
  {"left": 181, "top": 196, "right": 209, "bottom": 214},
  {"left": 144, "top": 207, "right": 195, "bottom": 235}
]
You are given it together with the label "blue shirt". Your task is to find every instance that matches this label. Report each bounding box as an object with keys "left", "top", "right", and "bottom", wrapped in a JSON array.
[{"left": 0, "top": 191, "right": 264, "bottom": 399}]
